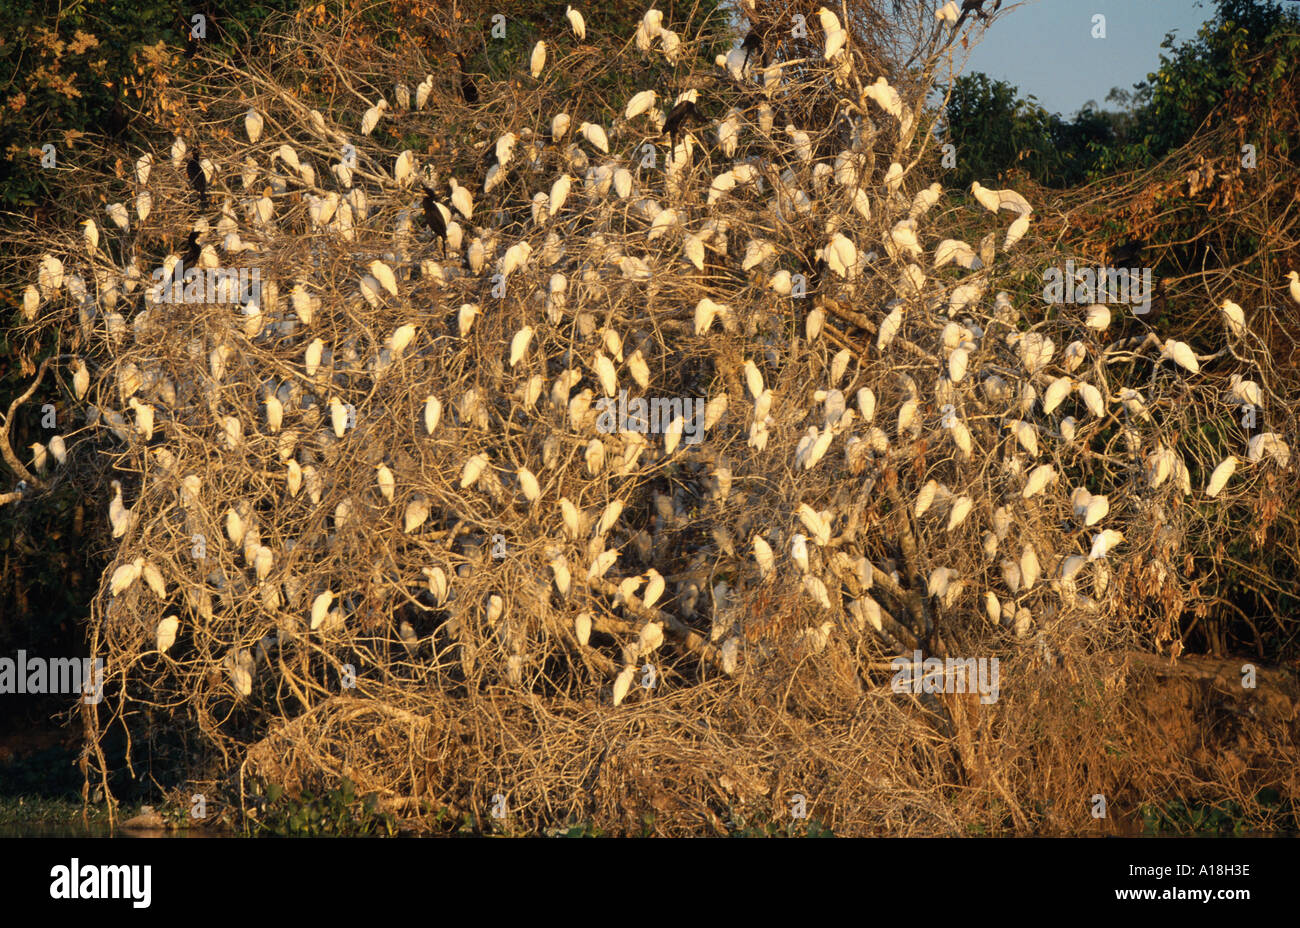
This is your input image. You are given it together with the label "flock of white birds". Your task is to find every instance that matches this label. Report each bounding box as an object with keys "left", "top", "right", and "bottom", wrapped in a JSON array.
[{"left": 18, "top": 4, "right": 1295, "bottom": 709}]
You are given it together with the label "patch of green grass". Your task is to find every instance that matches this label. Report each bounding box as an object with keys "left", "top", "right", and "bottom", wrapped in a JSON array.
[
  {"left": 0, "top": 795, "right": 111, "bottom": 835},
  {"left": 1140, "top": 789, "right": 1297, "bottom": 835},
  {"left": 251, "top": 778, "right": 397, "bottom": 837}
]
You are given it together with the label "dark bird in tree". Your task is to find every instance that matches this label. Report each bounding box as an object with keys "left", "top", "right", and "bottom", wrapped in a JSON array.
[
  {"left": 740, "top": 29, "right": 764, "bottom": 71},
  {"left": 181, "top": 230, "right": 201, "bottom": 269},
  {"left": 105, "top": 96, "right": 129, "bottom": 139},
  {"left": 455, "top": 53, "right": 480, "bottom": 105},
  {"left": 1108, "top": 239, "right": 1145, "bottom": 268},
  {"left": 186, "top": 148, "right": 208, "bottom": 209},
  {"left": 421, "top": 184, "right": 447, "bottom": 246},
  {"left": 955, "top": 0, "right": 1000, "bottom": 29},
  {"left": 661, "top": 98, "right": 700, "bottom": 151}
]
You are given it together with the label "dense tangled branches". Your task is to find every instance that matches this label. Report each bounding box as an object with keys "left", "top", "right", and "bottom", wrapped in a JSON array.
[{"left": 3, "top": 1, "right": 1293, "bottom": 832}]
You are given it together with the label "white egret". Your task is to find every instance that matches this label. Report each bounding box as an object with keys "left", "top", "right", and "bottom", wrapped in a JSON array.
[
  {"left": 1247, "top": 433, "right": 1290, "bottom": 467},
  {"left": 329, "top": 396, "right": 348, "bottom": 438},
  {"left": 579, "top": 121, "right": 609, "bottom": 153},
  {"left": 21, "top": 285, "right": 39, "bottom": 321},
  {"left": 613, "top": 666, "right": 636, "bottom": 706},
  {"left": 1089, "top": 530, "right": 1124, "bottom": 560},
  {"left": 156, "top": 616, "right": 179, "bottom": 653},
  {"left": 1022, "top": 463, "right": 1056, "bottom": 499},
  {"left": 566, "top": 5, "right": 586, "bottom": 39},
  {"left": 970, "top": 181, "right": 1032, "bottom": 216},
  {"left": 110, "top": 557, "right": 144, "bottom": 596},
  {"left": 460, "top": 453, "right": 489, "bottom": 489},
  {"left": 864, "top": 77, "right": 902, "bottom": 118},
  {"left": 517, "top": 467, "right": 541, "bottom": 503},
  {"left": 361, "top": 98, "right": 388, "bottom": 136},
  {"left": 1004, "top": 213, "right": 1031, "bottom": 250},
  {"left": 785, "top": 125, "right": 812, "bottom": 162},
  {"left": 1205, "top": 456, "right": 1237, "bottom": 497},
  {"left": 694, "top": 298, "right": 728, "bottom": 335},
  {"left": 753, "top": 535, "right": 775, "bottom": 577},
  {"left": 625, "top": 90, "right": 657, "bottom": 120},
  {"left": 790, "top": 533, "right": 810, "bottom": 573},
  {"left": 422, "top": 396, "right": 442, "bottom": 436},
  {"left": 376, "top": 463, "right": 396, "bottom": 502},
  {"left": 1221, "top": 299, "right": 1245, "bottom": 338},
  {"left": 369, "top": 260, "right": 398, "bottom": 297},
  {"left": 825, "top": 233, "right": 857, "bottom": 278},
  {"left": 403, "top": 494, "right": 430, "bottom": 533},
  {"left": 1161, "top": 339, "right": 1200, "bottom": 374},
  {"left": 817, "top": 6, "right": 847, "bottom": 58},
  {"left": 509, "top": 326, "right": 535, "bottom": 367},
  {"left": 105, "top": 202, "right": 130, "bottom": 232},
  {"left": 109, "top": 480, "right": 130, "bottom": 538}
]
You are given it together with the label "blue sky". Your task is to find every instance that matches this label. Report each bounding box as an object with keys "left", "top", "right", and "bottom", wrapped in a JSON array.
[{"left": 958, "top": 0, "right": 1218, "bottom": 116}]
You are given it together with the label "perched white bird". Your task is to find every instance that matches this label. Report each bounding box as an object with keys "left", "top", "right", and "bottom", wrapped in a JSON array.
[
  {"left": 1247, "top": 433, "right": 1290, "bottom": 467},
  {"left": 458, "top": 303, "right": 480, "bottom": 337},
  {"left": 642, "top": 569, "right": 665, "bottom": 609},
  {"left": 970, "top": 181, "right": 1032, "bottom": 216},
  {"left": 579, "top": 121, "right": 609, "bottom": 153},
  {"left": 1228, "top": 373, "right": 1263, "bottom": 408},
  {"left": 108, "top": 480, "right": 130, "bottom": 538},
  {"left": 613, "top": 665, "right": 636, "bottom": 706},
  {"left": 501, "top": 241, "right": 532, "bottom": 277},
  {"left": 156, "top": 616, "right": 180, "bottom": 653},
  {"left": 1022, "top": 463, "right": 1056, "bottom": 499},
  {"left": 509, "top": 326, "right": 535, "bottom": 367},
  {"left": 517, "top": 467, "right": 541, "bottom": 503},
  {"left": 863, "top": 77, "right": 902, "bottom": 118},
  {"left": 824, "top": 233, "right": 857, "bottom": 278},
  {"left": 361, "top": 98, "right": 388, "bottom": 135},
  {"left": 753, "top": 535, "right": 775, "bottom": 578},
  {"left": 1287, "top": 272, "right": 1300, "bottom": 307},
  {"left": 1214, "top": 301, "right": 1246, "bottom": 343},
  {"left": 109, "top": 557, "right": 144, "bottom": 596},
  {"left": 461, "top": 453, "right": 489, "bottom": 489},
  {"left": 566, "top": 5, "right": 586, "bottom": 39},
  {"left": 105, "top": 202, "right": 130, "bottom": 232},
  {"left": 1003, "top": 213, "right": 1031, "bottom": 250},
  {"left": 369, "top": 260, "right": 398, "bottom": 297},
  {"left": 1043, "top": 376, "right": 1072, "bottom": 414},
  {"left": 530, "top": 41, "right": 547, "bottom": 78},
  {"left": 785, "top": 125, "right": 813, "bottom": 162},
  {"left": 21, "top": 285, "right": 39, "bottom": 321},
  {"left": 877, "top": 304, "right": 903, "bottom": 352},
  {"left": 909, "top": 182, "right": 942, "bottom": 219},
  {"left": 790, "top": 533, "right": 810, "bottom": 573},
  {"left": 1084, "top": 304, "right": 1111, "bottom": 330},
  {"left": 694, "top": 298, "right": 729, "bottom": 335},
  {"left": 1161, "top": 338, "right": 1200, "bottom": 374},
  {"left": 817, "top": 6, "right": 847, "bottom": 59},
  {"left": 1089, "top": 529, "right": 1124, "bottom": 560},
  {"left": 310, "top": 591, "right": 335, "bottom": 630},
  {"left": 403, "top": 495, "right": 430, "bottom": 533},
  {"left": 625, "top": 89, "right": 657, "bottom": 120},
  {"left": 1205, "top": 456, "right": 1237, "bottom": 497},
  {"left": 1077, "top": 381, "right": 1105, "bottom": 418}
]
